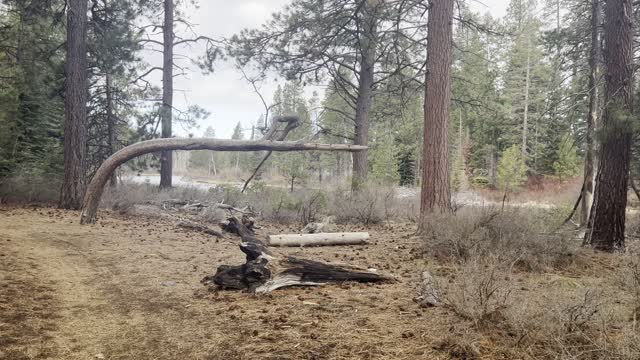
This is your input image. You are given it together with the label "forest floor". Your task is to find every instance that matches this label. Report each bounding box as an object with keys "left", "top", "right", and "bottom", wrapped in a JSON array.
[{"left": 0, "top": 205, "right": 637, "bottom": 360}]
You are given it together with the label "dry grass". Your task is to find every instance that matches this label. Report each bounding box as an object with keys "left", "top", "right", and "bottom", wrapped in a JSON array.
[
  {"left": 420, "top": 207, "right": 579, "bottom": 272},
  {"left": 102, "top": 181, "right": 420, "bottom": 226},
  {"left": 423, "top": 209, "right": 640, "bottom": 360},
  {"left": 0, "top": 172, "right": 62, "bottom": 204}
]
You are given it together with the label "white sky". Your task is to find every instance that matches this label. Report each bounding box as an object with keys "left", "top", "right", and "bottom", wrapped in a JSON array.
[{"left": 149, "top": 0, "right": 509, "bottom": 139}]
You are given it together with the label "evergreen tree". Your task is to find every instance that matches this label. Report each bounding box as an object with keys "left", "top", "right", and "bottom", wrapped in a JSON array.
[
  {"left": 496, "top": 145, "right": 528, "bottom": 193},
  {"left": 552, "top": 133, "right": 581, "bottom": 181}
]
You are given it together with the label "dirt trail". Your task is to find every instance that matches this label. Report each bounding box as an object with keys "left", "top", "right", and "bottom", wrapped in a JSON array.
[
  {"left": 0, "top": 206, "right": 451, "bottom": 360},
  {"left": 0, "top": 208, "right": 144, "bottom": 359}
]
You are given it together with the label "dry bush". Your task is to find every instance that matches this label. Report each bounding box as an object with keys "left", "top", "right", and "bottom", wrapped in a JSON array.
[
  {"left": 101, "top": 180, "right": 416, "bottom": 226},
  {"left": 421, "top": 207, "right": 578, "bottom": 272},
  {"left": 443, "top": 256, "right": 514, "bottom": 327},
  {"left": 101, "top": 182, "right": 219, "bottom": 211},
  {"left": 0, "top": 171, "right": 62, "bottom": 204},
  {"left": 503, "top": 288, "right": 639, "bottom": 359},
  {"left": 327, "top": 185, "right": 395, "bottom": 225}
]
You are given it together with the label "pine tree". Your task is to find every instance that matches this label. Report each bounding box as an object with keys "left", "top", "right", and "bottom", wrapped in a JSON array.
[
  {"left": 496, "top": 145, "right": 528, "bottom": 193},
  {"left": 553, "top": 133, "right": 581, "bottom": 181}
]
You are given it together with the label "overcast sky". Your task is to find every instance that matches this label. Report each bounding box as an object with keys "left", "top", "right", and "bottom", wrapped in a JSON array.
[{"left": 151, "top": 0, "right": 509, "bottom": 139}]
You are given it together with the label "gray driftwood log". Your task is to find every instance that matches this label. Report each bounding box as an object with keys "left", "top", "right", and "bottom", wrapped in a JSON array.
[
  {"left": 201, "top": 218, "right": 391, "bottom": 293},
  {"left": 267, "top": 232, "right": 369, "bottom": 247}
]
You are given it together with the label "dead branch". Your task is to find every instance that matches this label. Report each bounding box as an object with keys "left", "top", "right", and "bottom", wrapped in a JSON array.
[{"left": 240, "top": 116, "right": 301, "bottom": 193}]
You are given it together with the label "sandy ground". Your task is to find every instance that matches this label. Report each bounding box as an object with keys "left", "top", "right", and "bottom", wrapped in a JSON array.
[{"left": 0, "top": 206, "right": 458, "bottom": 360}]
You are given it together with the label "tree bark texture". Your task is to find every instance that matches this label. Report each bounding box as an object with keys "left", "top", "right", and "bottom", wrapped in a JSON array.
[
  {"left": 79, "top": 138, "right": 367, "bottom": 224},
  {"left": 580, "top": 0, "right": 602, "bottom": 227},
  {"left": 584, "top": 0, "right": 634, "bottom": 251},
  {"left": 352, "top": 1, "right": 379, "bottom": 190},
  {"left": 159, "top": 0, "right": 174, "bottom": 188},
  {"left": 60, "top": 0, "right": 89, "bottom": 210},
  {"left": 106, "top": 73, "right": 117, "bottom": 187},
  {"left": 420, "top": 0, "right": 454, "bottom": 215}
]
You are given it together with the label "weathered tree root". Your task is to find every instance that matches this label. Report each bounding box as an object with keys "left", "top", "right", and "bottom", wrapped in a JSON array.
[{"left": 201, "top": 218, "right": 393, "bottom": 293}]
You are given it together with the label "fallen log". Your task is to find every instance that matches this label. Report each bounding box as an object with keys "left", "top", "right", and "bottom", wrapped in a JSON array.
[
  {"left": 201, "top": 218, "right": 391, "bottom": 293},
  {"left": 79, "top": 135, "right": 366, "bottom": 224},
  {"left": 267, "top": 232, "right": 369, "bottom": 247}
]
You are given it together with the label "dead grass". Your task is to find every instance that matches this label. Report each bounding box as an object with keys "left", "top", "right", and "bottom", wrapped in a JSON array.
[
  {"left": 420, "top": 207, "right": 580, "bottom": 272},
  {"left": 422, "top": 209, "right": 640, "bottom": 360},
  {"left": 103, "top": 181, "right": 419, "bottom": 226}
]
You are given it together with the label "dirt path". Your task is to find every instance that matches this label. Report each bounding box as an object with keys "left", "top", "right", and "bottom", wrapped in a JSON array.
[{"left": 0, "top": 206, "right": 452, "bottom": 360}]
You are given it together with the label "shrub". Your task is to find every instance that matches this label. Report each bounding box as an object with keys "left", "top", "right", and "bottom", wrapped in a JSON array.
[
  {"left": 443, "top": 256, "right": 513, "bottom": 327},
  {"left": 496, "top": 145, "right": 527, "bottom": 193},
  {"left": 0, "top": 168, "right": 62, "bottom": 204},
  {"left": 420, "top": 207, "right": 576, "bottom": 272},
  {"left": 328, "top": 186, "right": 392, "bottom": 225}
]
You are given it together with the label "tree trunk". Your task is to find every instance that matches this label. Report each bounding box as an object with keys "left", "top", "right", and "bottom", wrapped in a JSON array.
[
  {"left": 79, "top": 138, "right": 367, "bottom": 224},
  {"left": 522, "top": 36, "right": 531, "bottom": 158},
  {"left": 106, "top": 73, "right": 117, "bottom": 187},
  {"left": 351, "top": 1, "right": 379, "bottom": 190},
  {"left": 420, "top": 0, "right": 454, "bottom": 217},
  {"left": 159, "top": 0, "right": 174, "bottom": 188},
  {"left": 580, "top": 0, "right": 602, "bottom": 227},
  {"left": 583, "top": 0, "right": 633, "bottom": 251},
  {"left": 60, "top": 0, "right": 88, "bottom": 210}
]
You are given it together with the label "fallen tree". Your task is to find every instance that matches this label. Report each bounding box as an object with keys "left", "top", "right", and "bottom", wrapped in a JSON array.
[
  {"left": 80, "top": 136, "right": 366, "bottom": 224},
  {"left": 202, "top": 218, "right": 391, "bottom": 293},
  {"left": 267, "top": 232, "right": 369, "bottom": 247}
]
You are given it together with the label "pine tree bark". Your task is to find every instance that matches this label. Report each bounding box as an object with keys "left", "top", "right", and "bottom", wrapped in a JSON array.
[
  {"left": 351, "top": 1, "right": 379, "bottom": 190},
  {"left": 580, "top": 0, "right": 602, "bottom": 227},
  {"left": 106, "top": 73, "right": 117, "bottom": 187},
  {"left": 522, "top": 38, "right": 531, "bottom": 158},
  {"left": 159, "top": 0, "right": 174, "bottom": 188},
  {"left": 60, "top": 0, "right": 89, "bottom": 210},
  {"left": 583, "top": 0, "right": 634, "bottom": 251},
  {"left": 420, "top": 0, "right": 454, "bottom": 217}
]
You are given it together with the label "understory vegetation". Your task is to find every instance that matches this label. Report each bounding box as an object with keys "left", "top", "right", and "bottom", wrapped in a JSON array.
[{"left": 423, "top": 209, "right": 640, "bottom": 359}]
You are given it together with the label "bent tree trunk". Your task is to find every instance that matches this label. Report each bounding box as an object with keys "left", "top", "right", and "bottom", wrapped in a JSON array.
[
  {"left": 202, "top": 218, "right": 391, "bottom": 293},
  {"left": 583, "top": 0, "right": 633, "bottom": 251},
  {"left": 80, "top": 138, "right": 366, "bottom": 224}
]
